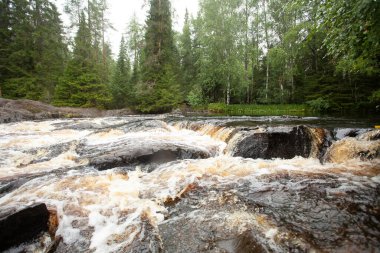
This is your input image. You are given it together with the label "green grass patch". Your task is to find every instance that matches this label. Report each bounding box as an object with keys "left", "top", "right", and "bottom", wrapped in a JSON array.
[{"left": 207, "top": 103, "right": 310, "bottom": 116}]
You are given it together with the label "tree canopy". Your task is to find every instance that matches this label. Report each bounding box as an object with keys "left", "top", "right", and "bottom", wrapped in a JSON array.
[{"left": 0, "top": 0, "right": 378, "bottom": 113}]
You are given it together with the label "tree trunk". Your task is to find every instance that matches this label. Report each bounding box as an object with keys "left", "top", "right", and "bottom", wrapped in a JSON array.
[
  {"left": 101, "top": 8, "right": 106, "bottom": 66},
  {"left": 244, "top": 0, "right": 249, "bottom": 104},
  {"left": 263, "top": 0, "right": 270, "bottom": 103},
  {"left": 227, "top": 74, "right": 231, "bottom": 105}
]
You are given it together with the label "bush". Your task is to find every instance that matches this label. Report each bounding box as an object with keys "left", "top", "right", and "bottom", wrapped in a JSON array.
[
  {"left": 187, "top": 89, "right": 205, "bottom": 107},
  {"left": 369, "top": 89, "right": 380, "bottom": 103},
  {"left": 306, "top": 97, "right": 331, "bottom": 112}
]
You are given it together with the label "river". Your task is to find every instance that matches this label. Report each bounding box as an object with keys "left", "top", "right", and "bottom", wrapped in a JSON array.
[{"left": 0, "top": 116, "right": 379, "bottom": 253}]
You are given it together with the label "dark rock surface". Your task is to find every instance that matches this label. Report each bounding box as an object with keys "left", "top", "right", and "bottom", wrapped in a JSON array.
[
  {"left": 83, "top": 142, "right": 211, "bottom": 171},
  {"left": 0, "top": 98, "right": 134, "bottom": 123},
  {"left": 0, "top": 203, "right": 50, "bottom": 251},
  {"left": 159, "top": 169, "right": 380, "bottom": 253},
  {"left": 227, "top": 126, "right": 329, "bottom": 160}
]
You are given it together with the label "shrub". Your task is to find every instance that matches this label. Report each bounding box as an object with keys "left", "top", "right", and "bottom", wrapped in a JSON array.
[{"left": 306, "top": 97, "right": 331, "bottom": 112}]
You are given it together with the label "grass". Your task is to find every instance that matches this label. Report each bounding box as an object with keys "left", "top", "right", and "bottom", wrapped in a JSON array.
[{"left": 207, "top": 103, "right": 310, "bottom": 116}]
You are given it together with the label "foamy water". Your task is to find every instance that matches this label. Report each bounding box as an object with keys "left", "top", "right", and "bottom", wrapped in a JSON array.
[{"left": 0, "top": 117, "right": 379, "bottom": 252}]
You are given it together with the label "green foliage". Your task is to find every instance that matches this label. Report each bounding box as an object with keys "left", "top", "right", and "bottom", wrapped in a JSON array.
[
  {"left": 3, "top": 77, "right": 41, "bottom": 100},
  {"left": 53, "top": 12, "right": 111, "bottom": 108},
  {"left": 1, "top": 0, "right": 66, "bottom": 101},
  {"left": 319, "top": 0, "right": 380, "bottom": 74},
  {"left": 306, "top": 97, "right": 331, "bottom": 112},
  {"left": 208, "top": 103, "right": 307, "bottom": 116},
  {"left": 187, "top": 87, "right": 206, "bottom": 107},
  {"left": 1, "top": 0, "right": 378, "bottom": 113},
  {"left": 369, "top": 90, "right": 380, "bottom": 104},
  {"left": 111, "top": 36, "right": 132, "bottom": 108},
  {"left": 127, "top": 14, "right": 144, "bottom": 87},
  {"left": 194, "top": 0, "right": 244, "bottom": 105},
  {"left": 136, "top": 65, "right": 181, "bottom": 113},
  {"left": 136, "top": 0, "right": 182, "bottom": 113},
  {"left": 142, "top": 0, "right": 177, "bottom": 77},
  {"left": 179, "top": 10, "right": 196, "bottom": 96}
]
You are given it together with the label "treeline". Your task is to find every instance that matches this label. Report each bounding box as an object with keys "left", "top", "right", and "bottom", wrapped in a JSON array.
[{"left": 0, "top": 0, "right": 379, "bottom": 113}]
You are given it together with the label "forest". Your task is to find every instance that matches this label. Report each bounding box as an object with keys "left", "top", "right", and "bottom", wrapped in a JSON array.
[{"left": 0, "top": 0, "right": 379, "bottom": 113}]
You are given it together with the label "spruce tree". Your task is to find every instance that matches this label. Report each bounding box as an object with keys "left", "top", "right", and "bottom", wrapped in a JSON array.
[
  {"left": 53, "top": 12, "right": 111, "bottom": 108},
  {"left": 1, "top": 0, "right": 66, "bottom": 101},
  {"left": 111, "top": 36, "right": 132, "bottom": 108},
  {"left": 0, "top": 0, "right": 12, "bottom": 96},
  {"left": 180, "top": 9, "right": 195, "bottom": 97},
  {"left": 137, "top": 0, "right": 181, "bottom": 113}
]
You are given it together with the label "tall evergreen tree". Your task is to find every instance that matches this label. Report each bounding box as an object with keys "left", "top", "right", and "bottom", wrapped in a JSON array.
[
  {"left": 136, "top": 0, "right": 181, "bottom": 113},
  {"left": 0, "top": 0, "right": 12, "bottom": 96},
  {"left": 180, "top": 9, "right": 196, "bottom": 97},
  {"left": 53, "top": 12, "right": 111, "bottom": 108},
  {"left": 111, "top": 36, "right": 132, "bottom": 108},
  {"left": 1, "top": 0, "right": 66, "bottom": 101}
]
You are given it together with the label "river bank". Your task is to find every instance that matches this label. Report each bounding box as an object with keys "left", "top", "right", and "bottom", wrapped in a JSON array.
[{"left": 0, "top": 98, "right": 135, "bottom": 124}]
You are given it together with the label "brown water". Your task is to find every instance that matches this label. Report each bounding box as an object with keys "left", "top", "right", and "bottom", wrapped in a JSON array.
[{"left": 0, "top": 116, "right": 379, "bottom": 252}]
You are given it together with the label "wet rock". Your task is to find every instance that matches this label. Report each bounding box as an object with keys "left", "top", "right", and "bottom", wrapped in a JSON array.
[
  {"left": 216, "top": 231, "right": 267, "bottom": 253},
  {"left": 227, "top": 126, "right": 329, "bottom": 160},
  {"left": 0, "top": 203, "right": 50, "bottom": 251},
  {"left": 48, "top": 209, "right": 59, "bottom": 238},
  {"left": 0, "top": 166, "right": 86, "bottom": 197},
  {"left": 333, "top": 128, "right": 372, "bottom": 140},
  {"left": 324, "top": 132, "right": 380, "bottom": 163},
  {"left": 86, "top": 144, "right": 210, "bottom": 171},
  {"left": 45, "top": 236, "right": 63, "bottom": 253},
  {"left": 120, "top": 119, "right": 171, "bottom": 133},
  {"left": 358, "top": 129, "right": 380, "bottom": 141},
  {"left": 126, "top": 213, "right": 163, "bottom": 253},
  {"left": 159, "top": 169, "right": 380, "bottom": 252}
]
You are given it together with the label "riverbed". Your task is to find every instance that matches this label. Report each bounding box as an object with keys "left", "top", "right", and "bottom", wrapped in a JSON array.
[{"left": 0, "top": 116, "right": 379, "bottom": 252}]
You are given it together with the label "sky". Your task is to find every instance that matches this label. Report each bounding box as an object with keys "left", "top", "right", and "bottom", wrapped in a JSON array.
[{"left": 55, "top": 0, "right": 199, "bottom": 57}]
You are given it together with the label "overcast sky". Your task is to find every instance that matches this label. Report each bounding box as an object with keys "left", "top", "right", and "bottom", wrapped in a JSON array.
[{"left": 55, "top": 0, "right": 199, "bottom": 56}]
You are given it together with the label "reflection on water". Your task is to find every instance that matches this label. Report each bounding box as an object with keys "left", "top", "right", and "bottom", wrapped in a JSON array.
[{"left": 0, "top": 116, "right": 379, "bottom": 252}]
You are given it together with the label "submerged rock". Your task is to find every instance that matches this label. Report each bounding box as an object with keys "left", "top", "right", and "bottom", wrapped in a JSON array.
[
  {"left": 85, "top": 143, "right": 211, "bottom": 171},
  {"left": 0, "top": 203, "right": 50, "bottom": 251},
  {"left": 226, "top": 126, "right": 330, "bottom": 160},
  {"left": 324, "top": 130, "right": 380, "bottom": 163}
]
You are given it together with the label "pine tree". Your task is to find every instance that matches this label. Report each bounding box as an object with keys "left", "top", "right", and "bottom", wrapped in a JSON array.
[
  {"left": 0, "top": 0, "right": 12, "bottom": 96},
  {"left": 111, "top": 36, "right": 132, "bottom": 108},
  {"left": 53, "top": 12, "right": 111, "bottom": 108},
  {"left": 1, "top": 0, "right": 66, "bottom": 101},
  {"left": 136, "top": 0, "right": 181, "bottom": 113}
]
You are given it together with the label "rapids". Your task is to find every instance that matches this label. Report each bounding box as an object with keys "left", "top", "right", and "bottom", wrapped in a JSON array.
[{"left": 0, "top": 116, "right": 379, "bottom": 253}]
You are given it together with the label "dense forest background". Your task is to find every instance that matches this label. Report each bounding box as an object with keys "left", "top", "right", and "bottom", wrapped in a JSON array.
[{"left": 0, "top": 0, "right": 379, "bottom": 113}]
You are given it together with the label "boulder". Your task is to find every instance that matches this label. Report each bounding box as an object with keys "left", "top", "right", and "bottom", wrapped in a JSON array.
[
  {"left": 85, "top": 143, "right": 211, "bottom": 171},
  {"left": 0, "top": 203, "right": 50, "bottom": 251},
  {"left": 0, "top": 98, "right": 135, "bottom": 123},
  {"left": 226, "top": 126, "right": 330, "bottom": 160}
]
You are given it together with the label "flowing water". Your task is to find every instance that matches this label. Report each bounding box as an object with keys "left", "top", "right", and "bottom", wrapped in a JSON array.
[{"left": 0, "top": 116, "right": 379, "bottom": 253}]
